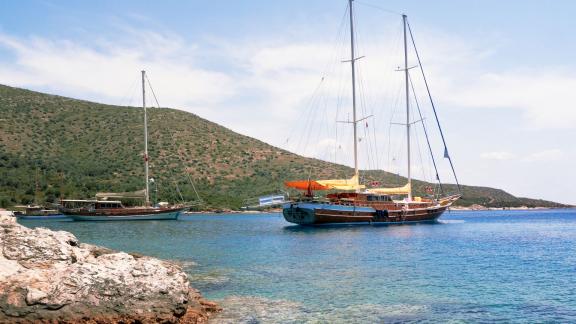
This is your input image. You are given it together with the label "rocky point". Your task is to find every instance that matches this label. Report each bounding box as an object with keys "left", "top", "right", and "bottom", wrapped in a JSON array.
[{"left": 0, "top": 214, "right": 220, "bottom": 323}]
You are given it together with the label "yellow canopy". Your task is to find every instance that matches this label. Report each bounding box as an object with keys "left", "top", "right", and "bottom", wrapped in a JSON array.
[
  {"left": 366, "top": 183, "right": 411, "bottom": 195},
  {"left": 316, "top": 175, "right": 365, "bottom": 191},
  {"left": 285, "top": 175, "right": 365, "bottom": 191}
]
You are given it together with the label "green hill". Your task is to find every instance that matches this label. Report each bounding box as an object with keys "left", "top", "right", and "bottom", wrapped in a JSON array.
[{"left": 0, "top": 84, "right": 568, "bottom": 209}]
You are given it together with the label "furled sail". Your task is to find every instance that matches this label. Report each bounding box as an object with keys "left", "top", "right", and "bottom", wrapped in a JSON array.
[
  {"left": 285, "top": 175, "right": 365, "bottom": 191},
  {"left": 366, "top": 183, "right": 411, "bottom": 195},
  {"left": 95, "top": 189, "right": 147, "bottom": 200}
]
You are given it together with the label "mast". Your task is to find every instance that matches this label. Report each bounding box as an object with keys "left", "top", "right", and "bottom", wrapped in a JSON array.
[
  {"left": 403, "top": 14, "right": 412, "bottom": 201},
  {"left": 142, "top": 70, "right": 150, "bottom": 206},
  {"left": 349, "top": 0, "right": 359, "bottom": 185}
]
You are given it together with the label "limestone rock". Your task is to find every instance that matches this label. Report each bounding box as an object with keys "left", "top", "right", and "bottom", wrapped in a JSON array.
[{"left": 0, "top": 217, "right": 220, "bottom": 323}]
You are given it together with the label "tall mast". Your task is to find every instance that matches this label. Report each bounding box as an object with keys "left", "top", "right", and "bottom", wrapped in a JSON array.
[
  {"left": 142, "top": 70, "right": 150, "bottom": 206},
  {"left": 403, "top": 14, "right": 412, "bottom": 201},
  {"left": 349, "top": 0, "right": 359, "bottom": 184}
]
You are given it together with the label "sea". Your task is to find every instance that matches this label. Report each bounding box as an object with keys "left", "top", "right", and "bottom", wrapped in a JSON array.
[{"left": 20, "top": 209, "right": 576, "bottom": 323}]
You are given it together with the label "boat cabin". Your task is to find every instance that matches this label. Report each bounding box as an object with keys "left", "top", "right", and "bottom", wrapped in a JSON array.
[
  {"left": 60, "top": 199, "right": 124, "bottom": 210},
  {"left": 327, "top": 192, "right": 393, "bottom": 202}
]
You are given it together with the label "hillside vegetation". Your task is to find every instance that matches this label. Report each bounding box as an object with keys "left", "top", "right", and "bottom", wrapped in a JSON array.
[{"left": 0, "top": 84, "right": 567, "bottom": 209}]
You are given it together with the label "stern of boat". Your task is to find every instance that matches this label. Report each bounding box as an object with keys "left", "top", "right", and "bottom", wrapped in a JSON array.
[{"left": 283, "top": 202, "right": 317, "bottom": 225}]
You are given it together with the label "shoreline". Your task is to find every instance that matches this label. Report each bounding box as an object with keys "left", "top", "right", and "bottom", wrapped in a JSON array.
[
  {"left": 5, "top": 206, "right": 571, "bottom": 218},
  {"left": 185, "top": 206, "right": 572, "bottom": 215}
]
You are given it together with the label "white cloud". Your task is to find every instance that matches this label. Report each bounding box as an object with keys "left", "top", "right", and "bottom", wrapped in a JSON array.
[
  {"left": 4, "top": 22, "right": 572, "bottom": 142},
  {"left": 0, "top": 32, "right": 237, "bottom": 107},
  {"left": 480, "top": 149, "right": 564, "bottom": 162},
  {"left": 438, "top": 70, "right": 576, "bottom": 129},
  {"left": 480, "top": 151, "right": 516, "bottom": 160},
  {"left": 523, "top": 149, "right": 563, "bottom": 162}
]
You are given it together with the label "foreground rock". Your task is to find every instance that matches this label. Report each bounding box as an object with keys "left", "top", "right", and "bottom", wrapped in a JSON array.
[{"left": 0, "top": 214, "right": 220, "bottom": 323}]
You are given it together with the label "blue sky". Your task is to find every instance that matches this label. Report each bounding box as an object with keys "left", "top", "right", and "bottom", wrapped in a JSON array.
[{"left": 1, "top": 0, "right": 575, "bottom": 204}]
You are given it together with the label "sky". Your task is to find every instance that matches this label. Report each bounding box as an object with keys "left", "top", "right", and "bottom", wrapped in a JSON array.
[{"left": 1, "top": 0, "right": 575, "bottom": 205}]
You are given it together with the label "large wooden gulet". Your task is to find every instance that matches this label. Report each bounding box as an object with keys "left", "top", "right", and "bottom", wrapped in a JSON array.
[
  {"left": 283, "top": 1, "right": 461, "bottom": 225},
  {"left": 59, "top": 71, "right": 187, "bottom": 221}
]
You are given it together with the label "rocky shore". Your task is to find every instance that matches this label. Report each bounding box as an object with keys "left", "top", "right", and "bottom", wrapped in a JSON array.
[{"left": 0, "top": 214, "right": 220, "bottom": 323}]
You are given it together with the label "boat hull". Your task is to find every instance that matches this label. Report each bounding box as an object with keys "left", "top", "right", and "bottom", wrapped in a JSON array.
[
  {"left": 283, "top": 202, "right": 448, "bottom": 225},
  {"left": 64, "top": 208, "right": 184, "bottom": 221},
  {"left": 15, "top": 214, "right": 69, "bottom": 220}
]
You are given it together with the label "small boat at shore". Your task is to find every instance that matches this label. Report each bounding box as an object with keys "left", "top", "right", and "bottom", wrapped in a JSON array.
[
  {"left": 283, "top": 1, "right": 461, "bottom": 225},
  {"left": 59, "top": 71, "right": 187, "bottom": 221},
  {"left": 13, "top": 205, "right": 67, "bottom": 220},
  {"left": 14, "top": 169, "right": 67, "bottom": 220}
]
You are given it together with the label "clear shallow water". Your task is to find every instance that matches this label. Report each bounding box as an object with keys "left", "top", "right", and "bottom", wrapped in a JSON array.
[{"left": 21, "top": 209, "right": 576, "bottom": 323}]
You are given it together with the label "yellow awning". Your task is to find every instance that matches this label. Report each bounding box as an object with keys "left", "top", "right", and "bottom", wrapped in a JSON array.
[
  {"left": 366, "top": 183, "right": 411, "bottom": 195},
  {"left": 317, "top": 175, "right": 365, "bottom": 191},
  {"left": 285, "top": 175, "right": 365, "bottom": 191}
]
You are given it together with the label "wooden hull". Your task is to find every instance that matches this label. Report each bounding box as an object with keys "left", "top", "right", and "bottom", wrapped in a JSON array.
[
  {"left": 15, "top": 214, "right": 68, "bottom": 220},
  {"left": 283, "top": 201, "right": 451, "bottom": 225},
  {"left": 62, "top": 207, "right": 185, "bottom": 221}
]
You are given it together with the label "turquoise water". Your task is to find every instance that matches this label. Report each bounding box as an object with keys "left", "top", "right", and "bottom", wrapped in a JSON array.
[{"left": 21, "top": 209, "right": 576, "bottom": 322}]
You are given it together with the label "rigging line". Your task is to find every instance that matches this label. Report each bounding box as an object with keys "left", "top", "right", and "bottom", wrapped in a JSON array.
[
  {"left": 356, "top": 61, "right": 375, "bottom": 171},
  {"left": 292, "top": 20, "right": 345, "bottom": 154},
  {"left": 356, "top": 65, "right": 372, "bottom": 170},
  {"left": 360, "top": 76, "right": 377, "bottom": 171},
  {"left": 167, "top": 127, "right": 203, "bottom": 204},
  {"left": 301, "top": 87, "right": 324, "bottom": 157},
  {"left": 385, "top": 98, "right": 396, "bottom": 175},
  {"left": 409, "top": 73, "right": 444, "bottom": 195},
  {"left": 332, "top": 9, "right": 349, "bottom": 163},
  {"left": 295, "top": 78, "right": 324, "bottom": 154},
  {"left": 174, "top": 181, "right": 185, "bottom": 203},
  {"left": 411, "top": 116, "right": 426, "bottom": 182},
  {"left": 319, "top": 87, "right": 334, "bottom": 156},
  {"left": 286, "top": 77, "right": 325, "bottom": 150},
  {"left": 145, "top": 74, "right": 161, "bottom": 108},
  {"left": 359, "top": 62, "right": 380, "bottom": 171},
  {"left": 333, "top": 47, "right": 348, "bottom": 167},
  {"left": 386, "top": 82, "right": 403, "bottom": 177},
  {"left": 374, "top": 20, "right": 403, "bottom": 141},
  {"left": 394, "top": 131, "right": 407, "bottom": 185},
  {"left": 407, "top": 19, "right": 461, "bottom": 194},
  {"left": 120, "top": 78, "right": 138, "bottom": 107},
  {"left": 178, "top": 137, "right": 203, "bottom": 202},
  {"left": 371, "top": 112, "right": 380, "bottom": 170},
  {"left": 334, "top": 98, "right": 340, "bottom": 164},
  {"left": 354, "top": 1, "right": 402, "bottom": 16},
  {"left": 415, "top": 118, "right": 433, "bottom": 185},
  {"left": 316, "top": 90, "right": 332, "bottom": 161},
  {"left": 308, "top": 3, "right": 346, "bottom": 155},
  {"left": 185, "top": 171, "right": 202, "bottom": 203}
]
